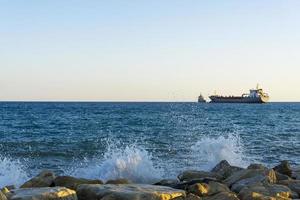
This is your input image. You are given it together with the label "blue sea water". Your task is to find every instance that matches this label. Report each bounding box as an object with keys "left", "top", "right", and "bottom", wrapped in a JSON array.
[{"left": 0, "top": 102, "right": 299, "bottom": 186}]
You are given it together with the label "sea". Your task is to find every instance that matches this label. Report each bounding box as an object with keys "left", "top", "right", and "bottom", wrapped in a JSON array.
[{"left": 0, "top": 102, "right": 299, "bottom": 187}]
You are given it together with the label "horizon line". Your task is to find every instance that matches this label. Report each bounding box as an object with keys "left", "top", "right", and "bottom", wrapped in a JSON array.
[{"left": 0, "top": 100, "right": 299, "bottom": 103}]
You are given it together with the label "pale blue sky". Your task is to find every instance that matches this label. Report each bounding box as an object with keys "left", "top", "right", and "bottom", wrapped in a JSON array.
[{"left": 1, "top": 1, "right": 299, "bottom": 101}]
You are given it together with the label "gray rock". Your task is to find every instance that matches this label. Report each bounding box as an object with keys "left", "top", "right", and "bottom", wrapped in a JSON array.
[
  {"left": 54, "top": 176, "right": 102, "bottom": 190},
  {"left": 292, "top": 166, "right": 300, "bottom": 180},
  {"left": 20, "top": 170, "right": 56, "bottom": 188},
  {"left": 211, "top": 160, "right": 243, "bottom": 179},
  {"left": 273, "top": 160, "right": 292, "bottom": 177},
  {"left": 173, "top": 178, "right": 218, "bottom": 190},
  {"left": 203, "top": 192, "right": 239, "bottom": 200},
  {"left": 231, "top": 175, "right": 268, "bottom": 193},
  {"left": 154, "top": 179, "right": 180, "bottom": 187},
  {"left": 247, "top": 164, "right": 268, "bottom": 170},
  {"left": 278, "top": 179, "right": 300, "bottom": 196},
  {"left": 188, "top": 181, "right": 230, "bottom": 197},
  {"left": 0, "top": 191, "right": 7, "bottom": 200},
  {"left": 105, "top": 179, "right": 132, "bottom": 184},
  {"left": 172, "top": 193, "right": 201, "bottom": 200},
  {"left": 76, "top": 184, "right": 185, "bottom": 200},
  {"left": 7, "top": 187, "right": 77, "bottom": 200},
  {"left": 224, "top": 168, "right": 276, "bottom": 187},
  {"left": 178, "top": 170, "right": 222, "bottom": 182},
  {"left": 186, "top": 194, "right": 202, "bottom": 200},
  {"left": 275, "top": 171, "right": 292, "bottom": 182},
  {"left": 238, "top": 183, "right": 291, "bottom": 200}
]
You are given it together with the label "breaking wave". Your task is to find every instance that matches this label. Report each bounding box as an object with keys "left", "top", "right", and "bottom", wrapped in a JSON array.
[
  {"left": 70, "top": 144, "right": 163, "bottom": 183},
  {"left": 191, "top": 133, "right": 250, "bottom": 170},
  {"left": 0, "top": 156, "right": 29, "bottom": 187},
  {"left": 0, "top": 133, "right": 252, "bottom": 186}
]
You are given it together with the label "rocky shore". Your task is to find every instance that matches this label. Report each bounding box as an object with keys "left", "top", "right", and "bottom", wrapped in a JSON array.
[{"left": 1, "top": 160, "right": 300, "bottom": 200}]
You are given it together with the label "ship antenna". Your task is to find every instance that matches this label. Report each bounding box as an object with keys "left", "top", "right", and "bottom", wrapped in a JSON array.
[{"left": 256, "top": 83, "right": 259, "bottom": 90}]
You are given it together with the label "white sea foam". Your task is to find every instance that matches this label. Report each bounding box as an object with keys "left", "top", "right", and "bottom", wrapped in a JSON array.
[
  {"left": 191, "top": 133, "right": 250, "bottom": 170},
  {"left": 0, "top": 156, "right": 29, "bottom": 187},
  {"left": 71, "top": 144, "right": 163, "bottom": 183},
  {"left": 0, "top": 134, "right": 252, "bottom": 187}
]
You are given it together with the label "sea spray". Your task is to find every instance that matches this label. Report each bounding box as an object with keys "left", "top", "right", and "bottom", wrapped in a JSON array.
[
  {"left": 70, "top": 143, "right": 163, "bottom": 183},
  {"left": 0, "top": 156, "right": 29, "bottom": 187},
  {"left": 191, "top": 133, "right": 250, "bottom": 170}
]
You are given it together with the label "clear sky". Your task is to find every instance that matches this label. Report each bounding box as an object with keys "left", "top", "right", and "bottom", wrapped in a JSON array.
[{"left": 1, "top": 1, "right": 299, "bottom": 101}]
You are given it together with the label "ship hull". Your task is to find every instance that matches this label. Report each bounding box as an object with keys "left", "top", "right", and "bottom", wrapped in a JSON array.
[{"left": 209, "top": 96, "right": 269, "bottom": 103}]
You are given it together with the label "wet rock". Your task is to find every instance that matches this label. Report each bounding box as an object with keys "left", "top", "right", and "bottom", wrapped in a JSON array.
[
  {"left": 231, "top": 175, "right": 269, "bottom": 193},
  {"left": 77, "top": 184, "right": 185, "bottom": 200},
  {"left": 211, "top": 160, "right": 243, "bottom": 179},
  {"left": 105, "top": 178, "right": 131, "bottom": 184},
  {"left": 172, "top": 193, "right": 202, "bottom": 200},
  {"left": 54, "top": 176, "right": 103, "bottom": 190},
  {"left": 247, "top": 164, "right": 268, "bottom": 170},
  {"left": 275, "top": 171, "right": 292, "bottom": 182},
  {"left": 188, "top": 181, "right": 230, "bottom": 197},
  {"left": 173, "top": 178, "right": 218, "bottom": 190},
  {"left": 178, "top": 170, "right": 222, "bottom": 182},
  {"left": 20, "top": 170, "right": 56, "bottom": 188},
  {"left": 203, "top": 192, "right": 239, "bottom": 200},
  {"left": 3, "top": 186, "right": 15, "bottom": 191},
  {"left": 224, "top": 169, "right": 276, "bottom": 187},
  {"left": 7, "top": 187, "right": 77, "bottom": 200},
  {"left": 154, "top": 179, "right": 180, "bottom": 187},
  {"left": 292, "top": 166, "right": 300, "bottom": 180},
  {"left": 278, "top": 180, "right": 300, "bottom": 196},
  {"left": 273, "top": 160, "right": 292, "bottom": 177},
  {"left": 0, "top": 191, "right": 7, "bottom": 200},
  {"left": 238, "top": 183, "right": 291, "bottom": 200},
  {"left": 0, "top": 188, "right": 9, "bottom": 196}
]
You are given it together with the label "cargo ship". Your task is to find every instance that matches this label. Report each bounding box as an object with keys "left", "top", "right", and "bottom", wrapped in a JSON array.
[{"left": 209, "top": 86, "right": 269, "bottom": 103}]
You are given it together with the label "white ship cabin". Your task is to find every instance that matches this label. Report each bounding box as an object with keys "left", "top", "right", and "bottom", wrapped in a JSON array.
[
  {"left": 244, "top": 88, "right": 268, "bottom": 98},
  {"left": 249, "top": 89, "right": 260, "bottom": 98}
]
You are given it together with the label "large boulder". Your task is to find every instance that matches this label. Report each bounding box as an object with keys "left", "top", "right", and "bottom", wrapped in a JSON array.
[
  {"left": 0, "top": 191, "right": 7, "bottom": 200},
  {"left": 178, "top": 170, "right": 222, "bottom": 182},
  {"left": 231, "top": 175, "right": 269, "bottom": 193},
  {"left": 54, "top": 176, "right": 102, "bottom": 190},
  {"left": 76, "top": 184, "right": 185, "bottom": 200},
  {"left": 292, "top": 166, "right": 300, "bottom": 180},
  {"left": 273, "top": 161, "right": 292, "bottom": 177},
  {"left": 224, "top": 169, "right": 277, "bottom": 187},
  {"left": 154, "top": 179, "right": 180, "bottom": 188},
  {"left": 1, "top": 188, "right": 9, "bottom": 197},
  {"left": 7, "top": 187, "right": 77, "bottom": 200},
  {"left": 172, "top": 178, "right": 217, "bottom": 190},
  {"left": 211, "top": 160, "right": 243, "bottom": 179},
  {"left": 172, "top": 193, "right": 201, "bottom": 200},
  {"left": 188, "top": 181, "right": 230, "bottom": 197},
  {"left": 20, "top": 170, "right": 56, "bottom": 188},
  {"left": 238, "top": 183, "right": 291, "bottom": 200},
  {"left": 203, "top": 192, "right": 239, "bottom": 200},
  {"left": 278, "top": 180, "right": 300, "bottom": 196},
  {"left": 105, "top": 179, "right": 131, "bottom": 184},
  {"left": 275, "top": 172, "right": 292, "bottom": 182},
  {"left": 247, "top": 164, "right": 268, "bottom": 170}
]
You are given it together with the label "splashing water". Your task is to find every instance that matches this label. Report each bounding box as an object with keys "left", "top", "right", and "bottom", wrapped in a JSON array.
[
  {"left": 0, "top": 156, "right": 29, "bottom": 187},
  {"left": 71, "top": 144, "right": 163, "bottom": 183},
  {"left": 191, "top": 133, "right": 250, "bottom": 170}
]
